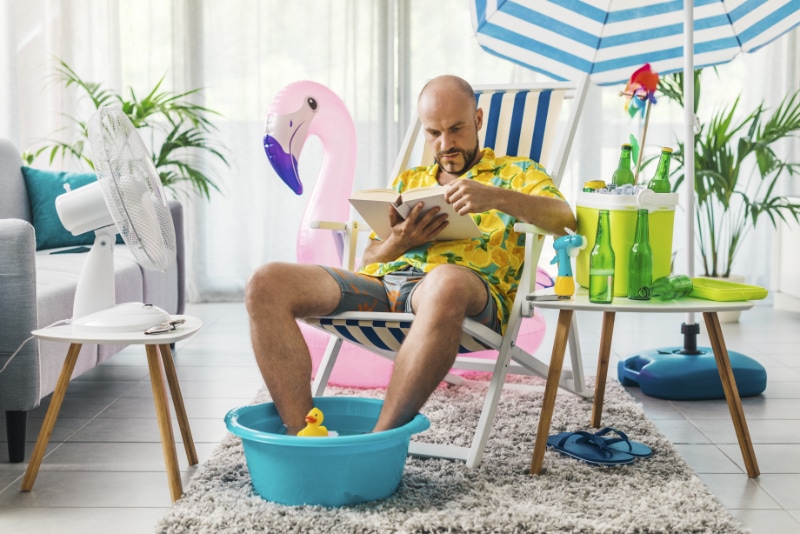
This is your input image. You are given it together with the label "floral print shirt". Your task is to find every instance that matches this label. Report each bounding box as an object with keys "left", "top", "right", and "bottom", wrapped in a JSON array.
[{"left": 359, "top": 147, "right": 568, "bottom": 332}]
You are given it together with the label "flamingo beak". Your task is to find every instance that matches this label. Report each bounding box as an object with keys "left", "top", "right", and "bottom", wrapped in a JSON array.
[
  {"left": 264, "top": 131, "right": 304, "bottom": 195},
  {"left": 263, "top": 98, "right": 316, "bottom": 196}
]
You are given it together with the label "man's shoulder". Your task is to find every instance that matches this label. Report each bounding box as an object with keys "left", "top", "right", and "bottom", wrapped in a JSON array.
[{"left": 475, "top": 149, "right": 548, "bottom": 176}]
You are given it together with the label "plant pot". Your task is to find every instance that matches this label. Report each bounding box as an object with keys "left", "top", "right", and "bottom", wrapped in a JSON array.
[{"left": 697, "top": 274, "right": 746, "bottom": 323}]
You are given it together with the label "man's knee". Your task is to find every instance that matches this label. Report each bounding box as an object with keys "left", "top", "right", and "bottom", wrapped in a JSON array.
[
  {"left": 413, "top": 266, "right": 487, "bottom": 314},
  {"left": 245, "top": 262, "right": 290, "bottom": 315},
  {"left": 246, "top": 262, "right": 342, "bottom": 318}
]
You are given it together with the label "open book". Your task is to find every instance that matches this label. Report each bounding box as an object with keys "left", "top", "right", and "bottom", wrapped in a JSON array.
[{"left": 349, "top": 186, "right": 483, "bottom": 241}]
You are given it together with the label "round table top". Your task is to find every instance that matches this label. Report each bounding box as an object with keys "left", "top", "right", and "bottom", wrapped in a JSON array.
[
  {"left": 32, "top": 315, "right": 202, "bottom": 344},
  {"left": 529, "top": 290, "right": 755, "bottom": 313}
]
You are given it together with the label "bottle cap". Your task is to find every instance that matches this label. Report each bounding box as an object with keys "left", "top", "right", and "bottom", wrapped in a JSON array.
[
  {"left": 621, "top": 143, "right": 632, "bottom": 149},
  {"left": 661, "top": 147, "right": 674, "bottom": 153},
  {"left": 583, "top": 180, "right": 606, "bottom": 190}
]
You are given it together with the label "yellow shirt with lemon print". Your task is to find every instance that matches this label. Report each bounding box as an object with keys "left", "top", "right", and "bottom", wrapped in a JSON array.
[{"left": 359, "top": 148, "right": 568, "bottom": 333}]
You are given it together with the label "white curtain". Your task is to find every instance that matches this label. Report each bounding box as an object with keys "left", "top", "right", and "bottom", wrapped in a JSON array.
[{"left": 2, "top": 0, "right": 798, "bottom": 300}]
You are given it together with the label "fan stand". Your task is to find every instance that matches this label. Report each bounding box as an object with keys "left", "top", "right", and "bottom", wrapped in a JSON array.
[{"left": 71, "top": 227, "right": 170, "bottom": 333}]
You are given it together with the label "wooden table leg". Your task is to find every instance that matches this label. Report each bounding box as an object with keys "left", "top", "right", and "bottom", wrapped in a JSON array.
[
  {"left": 146, "top": 345, "right": 183, "bottom": 502},
  {"left": 21, "top": 343, "right": 83, "bottom": 492},
  {"left": 530, "top": 309, "right": 573, "bottom": 475},
  {"left": 159, "top": 344, "right": 198, "bottom": 466},
  {"left": 591, "top": 311, "right": 616, "bottom": 428},
  {"left": 703, "top": 312, "right": 760, "bottom": 478}
]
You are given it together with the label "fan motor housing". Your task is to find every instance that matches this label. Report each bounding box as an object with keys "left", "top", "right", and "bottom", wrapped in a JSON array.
[{"left": 55, "top": 180, "right": 115, "bottom": 235}]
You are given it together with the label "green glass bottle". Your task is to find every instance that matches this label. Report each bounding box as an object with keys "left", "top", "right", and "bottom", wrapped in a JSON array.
[
  {"left": 651, "top": 275, "right": 694, "bottom": 300},
  {"left": 589, "top": 209, "right": 615, "bottom": 303},
  {"left": 627, "top": 209, "right": 653, "bottom": 300},
  {"left": 611, "top": 144, "right": 635, "bottom": 187},
  {"left": 647, "top": 147, "right": 673, "bottom": 193}
]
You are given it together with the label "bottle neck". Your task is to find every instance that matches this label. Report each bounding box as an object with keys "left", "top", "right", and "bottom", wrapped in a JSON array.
[
  {"left": 654, "top": 152, "right": 672, "bottom": 180},
  {"left": 634, "top": 209, "right": 649, "bottom": 242},
  {"left": 597, "top": 211, "right": 612, "bottom": 245},
  {"left": 618, "top": 149, "right": 632, "bottom": 169}
]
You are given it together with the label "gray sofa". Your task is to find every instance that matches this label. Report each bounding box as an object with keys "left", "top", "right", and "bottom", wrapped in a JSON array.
[{"left": 0, "top": 138, "right": 185, "bottom": 463}]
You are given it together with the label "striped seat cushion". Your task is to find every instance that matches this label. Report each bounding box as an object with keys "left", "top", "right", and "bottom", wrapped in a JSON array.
[{"left": 306, "top": 317, "right": 493, "bottom": 354}]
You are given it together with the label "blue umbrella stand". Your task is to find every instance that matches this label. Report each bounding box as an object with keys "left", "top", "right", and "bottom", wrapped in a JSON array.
[{"left": 618, "top": 322, "right": 767, "bottom": 401}]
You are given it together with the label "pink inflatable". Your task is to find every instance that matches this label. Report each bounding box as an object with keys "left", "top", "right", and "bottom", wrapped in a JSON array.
[{"left": 264, "top": 81, "right": 549, "bottom": 387}]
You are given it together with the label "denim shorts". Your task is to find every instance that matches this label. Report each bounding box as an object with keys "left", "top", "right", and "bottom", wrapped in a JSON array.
[{"left": 320, "top": 265, "right": 500, "bottom": 333}]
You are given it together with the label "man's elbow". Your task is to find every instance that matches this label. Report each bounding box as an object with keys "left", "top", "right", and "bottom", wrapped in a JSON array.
[{"left": 561, "top": 212, "right": 577, "bottom": 234}]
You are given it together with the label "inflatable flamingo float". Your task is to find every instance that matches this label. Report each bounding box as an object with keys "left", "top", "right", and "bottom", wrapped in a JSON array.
[{"left": 264, "top": 81, "right": 548, "bottom": 387}]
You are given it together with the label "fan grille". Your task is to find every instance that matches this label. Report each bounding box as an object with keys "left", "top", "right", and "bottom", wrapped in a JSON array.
[{"left": 87, "top": 108, "right": 176, "bottom": 272}]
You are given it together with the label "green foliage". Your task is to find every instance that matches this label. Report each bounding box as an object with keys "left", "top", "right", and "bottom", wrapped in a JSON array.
[
  {"left": 658, "top": 69, "right": 800, "bottom": 277},
  {"left": 22, "top": 58, "right": 228, "bottom": 200}
]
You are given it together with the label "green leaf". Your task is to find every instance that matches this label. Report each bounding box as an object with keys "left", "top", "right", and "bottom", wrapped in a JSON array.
[
  {"left": 658, "top": 67, "right": 800, "bottom": 276},
  {"left": 25, "top": 58, "right": 229, "bottom": 201}
]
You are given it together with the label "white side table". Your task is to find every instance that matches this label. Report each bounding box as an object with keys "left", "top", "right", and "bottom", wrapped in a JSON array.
[
  {"left": 21, "top": 315, "right": 202, "bottom": 503},
  {"left": 528, "top": 293, "right": 759, "bottom": 477}
]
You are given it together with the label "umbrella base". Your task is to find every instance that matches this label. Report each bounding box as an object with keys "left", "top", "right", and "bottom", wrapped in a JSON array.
[{"left": 617, "top": 346, "right": 767, "bottom": 400}]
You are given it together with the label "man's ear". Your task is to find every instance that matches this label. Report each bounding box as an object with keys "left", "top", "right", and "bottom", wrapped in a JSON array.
[{"left": 475, "top": 107, "right": 483, "bottom": 131}]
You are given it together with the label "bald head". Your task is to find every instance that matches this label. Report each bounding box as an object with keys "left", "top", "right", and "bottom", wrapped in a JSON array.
[
  {"left": 417, "top": 75, "right": 483, "bottom": 179},
  {"left": 418, "top": 75, "right": 476, "bottom": 108}
]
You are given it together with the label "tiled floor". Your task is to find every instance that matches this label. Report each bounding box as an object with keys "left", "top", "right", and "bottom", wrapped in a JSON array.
[{"left": 1, "top": 300, "right": 799, "bottom": 533}]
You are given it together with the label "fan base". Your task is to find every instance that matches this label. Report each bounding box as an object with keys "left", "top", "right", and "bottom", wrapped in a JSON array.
[{"left": 71, "top": 302, "right": 171, "bottom": 334}]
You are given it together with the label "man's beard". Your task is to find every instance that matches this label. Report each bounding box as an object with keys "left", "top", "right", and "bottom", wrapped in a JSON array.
[{"left": 435, "top": 141, "right": 480, "bottom": 176}]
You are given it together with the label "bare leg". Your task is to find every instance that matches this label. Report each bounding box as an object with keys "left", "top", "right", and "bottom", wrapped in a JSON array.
[
  {"left": 245, "top": 262, "right": 342, "bottom": 434},
  {"left": 373, "top": 265, "right": 489, "bottom": 431}
]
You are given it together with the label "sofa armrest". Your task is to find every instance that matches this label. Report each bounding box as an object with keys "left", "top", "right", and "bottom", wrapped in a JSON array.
[
  {"left": 168, "top": 200, "right": 186, "bottom": 315},
  {"left": 0, "top": 219, "right": 41, "bottom": 410}
]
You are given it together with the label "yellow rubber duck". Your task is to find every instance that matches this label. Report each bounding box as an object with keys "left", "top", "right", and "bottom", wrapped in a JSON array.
[{"left": 297, "top": 407, "right": 328, "bottom": 437}]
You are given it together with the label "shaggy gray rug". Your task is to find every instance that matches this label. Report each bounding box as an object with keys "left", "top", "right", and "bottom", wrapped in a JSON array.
[{"left": 158, "top": 378, "right": 746, "bottom": 533}]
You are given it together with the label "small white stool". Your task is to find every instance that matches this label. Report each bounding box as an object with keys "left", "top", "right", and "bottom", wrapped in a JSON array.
[{"left": 21, "top": 315, "right": 202, "bottom": 502}]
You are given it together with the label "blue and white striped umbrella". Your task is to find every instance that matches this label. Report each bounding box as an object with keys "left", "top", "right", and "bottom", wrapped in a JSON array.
[{"left": 472, "top": 0, "right": 800, "bottom": 86}]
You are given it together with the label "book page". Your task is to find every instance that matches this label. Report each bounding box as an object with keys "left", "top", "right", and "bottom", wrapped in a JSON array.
[
  {"left": 348, "top": 190, "right": 400, "bottom": 240},
  {"left": 349, "top": 185, "right": 482, "bottom": 241},
  {"left": 398, "top": 188, "right": 482, "bottom": 240}
]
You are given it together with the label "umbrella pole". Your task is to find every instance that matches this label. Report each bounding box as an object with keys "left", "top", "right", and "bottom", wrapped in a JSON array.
[
  {"left": 683, "top": 0, "right": 698, "bottom": 345},
  {"left": 633, "top": 100, "right": 651, "bottom": 185}
]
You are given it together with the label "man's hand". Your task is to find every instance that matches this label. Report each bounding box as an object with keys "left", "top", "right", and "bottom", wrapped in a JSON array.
[
  {"left": 389, "top": 202, "right": 449, "bottom": 245},
  {"left": 444, "top": 179, "right": 495, "bottom": 215},
  {"left": 360, "top": 202, "right": 448, "bottom": 266}
]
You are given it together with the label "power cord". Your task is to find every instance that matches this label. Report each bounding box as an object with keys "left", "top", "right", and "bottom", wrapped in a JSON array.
[{"left": 0, "top": 319, "right": 72, "bottom": 375}]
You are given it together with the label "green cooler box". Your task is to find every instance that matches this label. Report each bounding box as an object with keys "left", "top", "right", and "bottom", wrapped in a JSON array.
[{"left": 576, "top": 190, "right": 679, "bottom": 296}]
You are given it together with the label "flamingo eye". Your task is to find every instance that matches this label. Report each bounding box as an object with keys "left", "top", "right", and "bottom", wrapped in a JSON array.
[{"left": 307, "top": 97, "right": 318, "bottom": 111}]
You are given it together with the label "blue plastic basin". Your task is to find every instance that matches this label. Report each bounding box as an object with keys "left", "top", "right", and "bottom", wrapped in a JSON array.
[{"left": 225, "top": 397, "right": 430, "bottom": 506}]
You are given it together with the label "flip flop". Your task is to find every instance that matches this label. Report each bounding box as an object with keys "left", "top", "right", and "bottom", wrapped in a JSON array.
[
  {"left": 546, "top": 431, "right": 635, "bottom": 466},
  {"left": 592, "top": 427, "right": 653, "bottom": 458}
]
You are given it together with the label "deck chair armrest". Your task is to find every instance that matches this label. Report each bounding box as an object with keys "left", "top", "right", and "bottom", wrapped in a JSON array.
[
  {"left": 309, "top": 219, "right": 372, "bottom": 271},
  {"left": 513, "top": 222, "right": 552, "bottom": 236},
  {"left": 310, "top": 220, "right": 348, "bottom": 231}
]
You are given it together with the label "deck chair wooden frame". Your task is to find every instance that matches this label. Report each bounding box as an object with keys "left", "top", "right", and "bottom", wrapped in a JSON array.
[{"left": 306, "top": 78, "right": 591, "bottom": 467}]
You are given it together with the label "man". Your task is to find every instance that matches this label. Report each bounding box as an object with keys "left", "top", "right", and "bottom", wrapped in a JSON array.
[{"left": 245, "top": 75, "right": 575, "bottom": 434}]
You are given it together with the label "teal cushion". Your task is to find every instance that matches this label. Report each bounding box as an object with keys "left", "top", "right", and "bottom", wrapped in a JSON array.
[{"left": 21, "top": 167, "right": 109, "bottom": 251}]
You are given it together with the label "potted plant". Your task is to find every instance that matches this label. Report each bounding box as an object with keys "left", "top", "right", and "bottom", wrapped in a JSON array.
[
  {"left": 658, "top": 70, "right": 800, "bottom": 282},
  {"left": 23, "top": 58, "right": 228, "bottom": 200}
]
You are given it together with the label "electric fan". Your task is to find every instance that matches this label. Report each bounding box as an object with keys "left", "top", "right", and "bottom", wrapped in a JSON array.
[{"left": 54, "top": 107, "right": 177, "bottom": 333}]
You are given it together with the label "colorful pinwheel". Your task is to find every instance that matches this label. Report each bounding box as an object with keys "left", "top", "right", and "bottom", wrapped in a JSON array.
[{"left": 621, "top": 64, "right": 660, "bottom": 183}]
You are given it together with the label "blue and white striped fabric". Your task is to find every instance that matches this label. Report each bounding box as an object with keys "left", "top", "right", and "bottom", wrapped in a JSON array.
[
  {"left": 472, "top": 0, "right": 800, "bottom": 86},
  {"left": 313, "top": 317, "right": 492, "bottom": 354},
  {"left": 475, "top": 88, "right": 564, "bottom": 165}
]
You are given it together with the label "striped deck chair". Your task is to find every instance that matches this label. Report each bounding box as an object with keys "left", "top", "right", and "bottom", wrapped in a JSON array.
[{"left": 306, "top": 79, "right": 591, "bottom": 467}]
